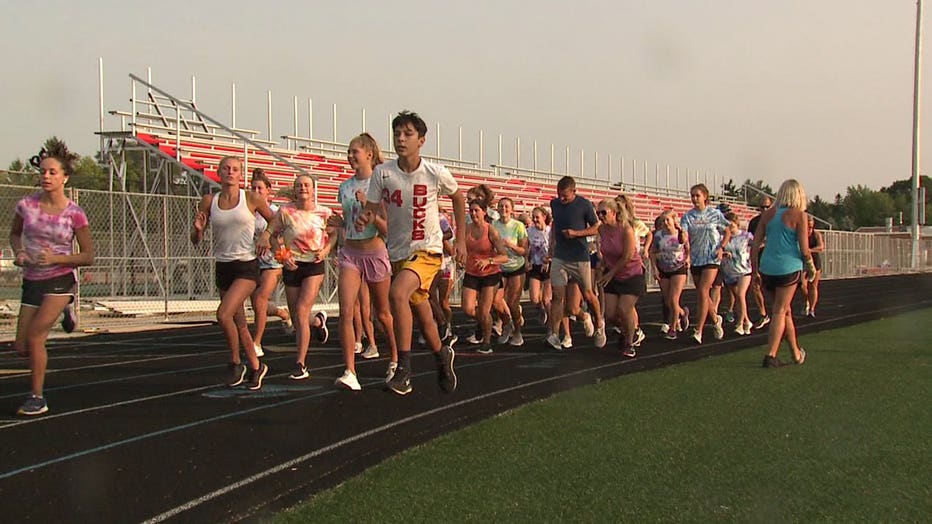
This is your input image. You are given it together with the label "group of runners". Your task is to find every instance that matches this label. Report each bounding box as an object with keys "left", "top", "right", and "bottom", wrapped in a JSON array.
[{"left": 8, "top": 111, "right": 823, "bottom": 416}]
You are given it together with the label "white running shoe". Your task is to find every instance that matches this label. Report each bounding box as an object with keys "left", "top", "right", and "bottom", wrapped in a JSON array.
[
  {"left": 508, "top": 332, "right": 525, "bottom": 347},
  {"left": 385, "top": 361, "right": 397, "bottom": 383},
  {"left": 466, "top": 334, "right": 482, "bottom": 345},
  {"left": 335, "top": 369, "right": 361, "bottom": 391},
  {"left": 283, "top": 317, "right": 295, "bottom": 336},
  {"left": 497, "top": 322, "right": 515, "bottom": 344},
  {"left": 354, "top": 342, "right": 363, "bottom": 354},
  {"left": 659, "top": 323, "right": 670, "bottom": 334},
  {"left": 361, "top": 344, "right": 380, "bottom": 359},
  {"left": 546, "top": 333, "right": 563, "bottom": 350},
  {"left": 253, "top": 344, "right": 264, "bottom": 358},
  {"left": 594, "top": 327, "right": 607, "bottom": 348},
  {"left": 691, "top": 329, "right": 703, "bottom": 344},
  {"left": 561, "top": 334, "right": 574, "bottom": 349},
  {"left": 632, "top": 328, "right": 646, "bottom": 347},
  {"left": 582, "top": 313, "right": 595, "bottom": 337},
  {"left": 712, "top": 315, "right": 725, "bottom": 340}
]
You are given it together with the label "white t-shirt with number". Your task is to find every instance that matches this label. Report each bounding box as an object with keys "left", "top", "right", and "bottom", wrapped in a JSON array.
[{"left": 366, "top": 158, "right": 459, "bottom": 262}]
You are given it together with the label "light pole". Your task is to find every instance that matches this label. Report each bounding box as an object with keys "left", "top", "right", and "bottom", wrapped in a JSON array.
[{"left": 911, "top": 0, "right": 924, "bottom": 269}]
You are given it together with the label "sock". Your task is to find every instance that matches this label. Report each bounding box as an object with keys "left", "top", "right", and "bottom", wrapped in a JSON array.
[{"left": 398, "top": 350, "right": 411, "bottom": 370}]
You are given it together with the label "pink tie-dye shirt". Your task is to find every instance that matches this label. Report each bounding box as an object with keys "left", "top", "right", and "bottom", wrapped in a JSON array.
[
  {"left": 278, "top": 204, "right": 332, "bottom": 263},
  {"left": 15, "top": 193, "right": 89, "bottom": 281}
]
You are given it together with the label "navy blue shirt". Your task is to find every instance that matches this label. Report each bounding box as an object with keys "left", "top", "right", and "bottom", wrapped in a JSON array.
[{"left": 550, "top": 195, "right": 598, "bottom": 262}]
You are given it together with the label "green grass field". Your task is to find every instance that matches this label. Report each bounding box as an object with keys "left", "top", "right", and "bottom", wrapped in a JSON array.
[{"left": 274, "top": 309, "right": 932, "bottom": 523}]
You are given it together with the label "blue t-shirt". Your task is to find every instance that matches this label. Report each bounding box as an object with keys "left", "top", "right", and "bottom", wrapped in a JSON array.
[
  {"left": 681, "top": 206, "right": 730, "bottom": 267},
  {"left": 338, "top": 175, "right": 378, "bottom": 241},
  {"left": 550, "top": 195, "right": 597, "bottom": 262}
]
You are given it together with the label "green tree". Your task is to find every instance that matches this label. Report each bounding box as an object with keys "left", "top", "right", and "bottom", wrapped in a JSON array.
[
  {"left": 722, "top": 178, "right": 740, "bottom": 198},
  {"left": 843, "top": 185, "right": 897, "bottom": 229},
  {"left": 807, "top": 195, "right": 836, "bottom": 229},
  {"left": 740, "top": 179, "right": 775, "bottom": 206},
  {"left": 2, "top": 159, "right": 36, "bottom": 186}
]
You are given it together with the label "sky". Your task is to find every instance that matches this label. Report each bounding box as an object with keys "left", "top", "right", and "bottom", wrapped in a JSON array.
[{"left": 1, "top": 0, "right": 928, "bottom": 199}]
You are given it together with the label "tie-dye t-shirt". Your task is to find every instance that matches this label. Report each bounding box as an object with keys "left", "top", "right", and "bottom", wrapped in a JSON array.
[
  {"left": 493, "top": 218, "right": 528, "bottom": 272},
  {"left": 681, "top": 207, "right": 730, "bottom": 267},
  {"left": 527, "top": 225, "right": 550, "bottom": 266},
  {"left": 652, "top": 229, "right": 688, "bottom": 273},
  {"left": 15, "top": 192, "right": 89, "bottom": 281},
  {"left": 338, "top": 175, "right": 378, "bottom": 241},
  {"left": 278, "top": 204, "right": 332, "bottom": 263},
  {"left": 721, "top": 230, "right": 754, "bottom": 281}
]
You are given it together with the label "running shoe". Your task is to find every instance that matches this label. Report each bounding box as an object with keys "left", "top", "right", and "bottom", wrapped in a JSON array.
[
  {"left": 561, "top": 334, "right": 574, "bottom": 349},
  {"left": 283, "top": 317, "right": 295, "bottom": 335},
  {"left": 314, "top": 311, "right": 329, "bottom": 344},
  {"left": 622, "top": 347, "right": 637, "bottom": 358},
  {"left": 754, "top": 315, "right": 771, "bottom": 330},
  {"left": 691, "top": 329, "right": 703, "bottom": 345},
  {"left": 17, "top": 395, "right": 48, "bottom": 416},
  {"left": 659, "top": 323, "right": 670, "bottom": 334},
  {"left": 735, "top": 324, "right": 747, "bottom": 336},
  {"left": 546, "top": 333, "right": 563, "bottom": 350},
  {"left": 247, "top": 363, "right": 269, "bottom": 391},
  {"left": 385, "top": 361, "right": 398, "bottom": 384},
  {"left": 762, "top": 355, "right": 785, "bottom": 368},
  {"left": 61, "top": 306, "right": 76, "bottom": 333},
  {"left": 361, "top": 344, "right": 380, "bottom": 359},
  {"left": 680, "top": 306, "right": 690, "bottom": 332},
  {"left": 795, "top": 348, "right": 807, "bottom": 365},
  {"left": 594, "top": 327, "right": 607, "bottom": 348},
  {"left": 508, "top": 332, "right": 525, "bottom": 347},
  {"left": 724, "top": 310, "right": 735, "bottom": 324},
  {"left": 289, "top": 362, "right": 309, "bottom": 380},
  {"left": 466, "top": 333, "right": 482, "bottom": 345},
  {"left": 802, "top": 305, "right": 810, "bottom": 317},
  {"left": 477, "top": 344, "right": 494, "bottom": 355},
  {"left": 582, "top": 313, "right": 595, "bottom": 337},
  {"left": 497, "top": 322, "right": 515, "bottom": 344},
  {"left": 712, "top": 315, "right": 725, "bottom": 340},
  {"left": 386, "top": 365, "right": 412, "bottom": 395},
  {"left": 335, "top": 369, "right": 362, "bottom": 391},
  {"left": 437, "top": 345, "right": 457, "bottom": 393},
  {"left": 354, "top": 342, "right": 363, "bottom": 354},
  {"left": 664, "top": 330, "right": 678, "bottom": 341},
  {"left": 632, "top": 328, "right": 646, "bottom": 347},
  {"left": 227, "top": 362, "right": 247, "bottom": 387},
  {"left": 253, "top": 344, "right": 264, "bottom": 358}
]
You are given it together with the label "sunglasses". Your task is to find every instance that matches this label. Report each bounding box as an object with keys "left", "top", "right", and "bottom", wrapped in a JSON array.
[{"left": 597, "top": 210, "right": 608, "bottom": 217}]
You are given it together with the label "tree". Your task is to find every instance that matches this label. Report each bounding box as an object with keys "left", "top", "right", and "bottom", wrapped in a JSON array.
[
  {"left": 843, "top": 185, "right": 897, "bottom": 229},
  {"left": 2, "top": 159, "right": 36, "bottom": 186},
  {"left": 740, "top": 179, "right": 775, "bottom": 206},
  {"left": 807, "top": 195, "right": 835, "bottom": 229},
  {"left": 721, "top": 178, "right": 740, "bottom": 198}
]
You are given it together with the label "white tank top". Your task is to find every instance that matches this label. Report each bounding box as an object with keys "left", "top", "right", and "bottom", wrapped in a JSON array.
[{"left": 210, "top": 189, "right": 256, "bottom": 262}]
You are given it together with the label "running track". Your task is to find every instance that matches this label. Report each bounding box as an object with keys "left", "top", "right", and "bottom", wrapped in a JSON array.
[{"left": 0, "top": 273, "right": 929, "bottom": 522}]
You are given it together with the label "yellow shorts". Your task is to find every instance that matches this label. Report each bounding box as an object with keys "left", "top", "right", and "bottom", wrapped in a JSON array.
[{"left": 391, "top": 250, "right": 442, "bottom": 306}]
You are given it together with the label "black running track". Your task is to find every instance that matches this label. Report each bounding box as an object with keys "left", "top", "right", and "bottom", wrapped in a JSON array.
[{"left": 0, "top": 273, "right": 929, "bottom": 523}]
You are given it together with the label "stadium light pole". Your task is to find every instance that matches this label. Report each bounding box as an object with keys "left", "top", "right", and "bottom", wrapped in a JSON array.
[{"left": 911, "top": 0, "right": 923, "bottom": 269}]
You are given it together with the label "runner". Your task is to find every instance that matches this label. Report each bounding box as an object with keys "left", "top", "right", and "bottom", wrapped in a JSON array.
[
  {"left": 191, "top": 156, "right": 273, "bottom": 390},
  {"left": 10, "top": 143, "right": 95, "bottom": 415},
  {"left": 357, "top": 110, "right": 466, "bottom": 395},
  {"left": 650, "top": 210, "right": 690, "bottom": 340},
  {"left": 462, "top": 199, "right": 508, "bottom": 355},
  {"left": 596, "top": 198, "right": 645, "bottom": 358},
  {"left": 493, "top": 197, "right": 528, "bottom": 346}
]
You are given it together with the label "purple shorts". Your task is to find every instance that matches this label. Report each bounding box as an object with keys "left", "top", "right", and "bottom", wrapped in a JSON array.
[{"left": 339, "top": 244, "right": 392, "bottom": 283}]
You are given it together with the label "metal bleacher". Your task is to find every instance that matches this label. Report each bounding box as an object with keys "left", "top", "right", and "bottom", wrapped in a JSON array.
[{"left": 102, "top": 74, "right": 756, "bottom": 225}]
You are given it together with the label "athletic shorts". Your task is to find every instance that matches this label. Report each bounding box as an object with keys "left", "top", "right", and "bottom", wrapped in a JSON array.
[
  {"left": 723, "top": 272, "right": 751, "bottom": 287},
  {"left": 215, "top": 259, "right": 259, "bottom": 292},
  {"left": 603, "top": 273, "right": 646, "bottom": 297},
  {"left": 21, "top": 273, "right": 76, "bottom": 308},
  {"left": 501, "top": 262, "right": 526, "bottom": 280},
  {"left": 463, "top": 272, "right": 502, "bottom": 290},
  {"left": 550, "top": 258, "right": 593, "bottom": 291},
  {"left": 283, "top": 260, "right": 326, "bottom": 287},
  {"left": 760, "top": 271, "right": 801, "bottom": 292},
  {"left": 658, "top": 266, "right": 688, "bottom": 280},
  {"left": 391, "top": 250, "right": 442, "bottom": 306},
  {"left": 690, "top": 264, "right": 723, "bottom": 287},
  {"left": 812, "top": 253, "right": 823, "bottom": 272},
  {"left": 527, "top": 263, "right": 550, "bottom": 281},
  {"left": 338, "top": 244, "right": 391, "bottom": 283}
]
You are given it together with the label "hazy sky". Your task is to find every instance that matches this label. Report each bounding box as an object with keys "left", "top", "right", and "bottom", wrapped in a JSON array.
[{"left": 1, "top": 0, "right": 928, "bottom": 199}]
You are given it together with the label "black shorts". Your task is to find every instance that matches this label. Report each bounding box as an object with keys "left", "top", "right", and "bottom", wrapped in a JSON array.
[
  {"left": 812, "top": 253, "right": 823, "bottom": 272},
  {"left": 760, "top": 271, "right": 801, "bottom": 292},
  {"left": 215, "top": 259, "right": 259, "bottom": 292},
  {"left": 690, "top": 264, "right": 723, "bottom": 287},
  {"left": 502, "top": 262, "right": 526, "bottom": 280},
  {"left": 658, "top": 266, "right": 688, "bottom": 280},
  {"left": 283, "top": 261, "right": 326, "bottom": 287},
  {"left": 603, "top": 273, "right": 646, "bottom": 297},
  {"left": 463, "top": 272, "right": 502, "bottom": 290},
  {"left": 21, "top": 273, "right": 76, "bottom": 308},
  {"left": 527, "top": 264, "right": 550, "bottom": 281}
]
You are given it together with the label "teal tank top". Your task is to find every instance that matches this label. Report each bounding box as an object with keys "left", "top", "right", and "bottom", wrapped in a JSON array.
[{"left": 759, "top": 207, "right": 803, "bottom": 276}]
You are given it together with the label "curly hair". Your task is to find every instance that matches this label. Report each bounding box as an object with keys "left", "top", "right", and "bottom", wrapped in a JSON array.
[{"left": 30, "top": 137, "right": 79, "bottom": 176}]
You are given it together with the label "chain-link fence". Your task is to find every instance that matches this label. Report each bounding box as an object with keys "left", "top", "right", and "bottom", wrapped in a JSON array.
[{"left": 1, "top": 184, "right": 929, "bottom": 338}]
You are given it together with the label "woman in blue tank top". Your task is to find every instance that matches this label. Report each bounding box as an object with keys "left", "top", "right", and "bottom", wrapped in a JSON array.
[{"left": 751, "top": 179, "right": 816, "bottom": 368}]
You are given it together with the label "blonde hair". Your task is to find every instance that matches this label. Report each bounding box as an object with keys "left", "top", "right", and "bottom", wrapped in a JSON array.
[
  {"left": 774, "top": 179, "right": 807, "bottom": 211},
  {"left": 615, "top": 193, "right": 637, "bottom": 220},
  {"left": 599, "top": 198, "right": 634, "bottom": 227},
  {"left": 349, "top": 132, "right": 385, "bottom": 168}
]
